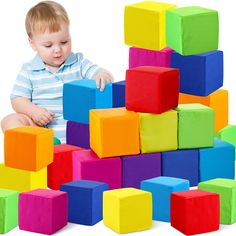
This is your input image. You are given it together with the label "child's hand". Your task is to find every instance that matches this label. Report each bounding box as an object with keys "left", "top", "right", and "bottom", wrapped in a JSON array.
[
  {"left": 30, "top": 107, "right": 54, "bottom": 126},
  {"left": 95, "top": 70, "right": 114, "bottom": 92}
]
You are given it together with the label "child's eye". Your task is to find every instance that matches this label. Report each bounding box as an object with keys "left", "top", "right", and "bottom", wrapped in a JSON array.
[
  {"left": 61, "top": 41, "right": 68, "bottom": 45},
  {"left": 44, "top": 45, "right": 52, "bottom": 48}
]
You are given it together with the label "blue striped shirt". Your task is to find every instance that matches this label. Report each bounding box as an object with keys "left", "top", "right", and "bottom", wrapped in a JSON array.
[{"left": 10, "top": 52, "right": 101, "bottom": 143}]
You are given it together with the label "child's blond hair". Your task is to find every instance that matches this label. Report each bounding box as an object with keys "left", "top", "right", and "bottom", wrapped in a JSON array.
[{"left": 25, "top": 1, "right": 69, "bottom": 38}]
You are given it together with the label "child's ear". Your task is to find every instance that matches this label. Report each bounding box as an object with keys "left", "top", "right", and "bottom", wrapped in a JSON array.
[{"left": 28, "top": 37, "right": 37, "bottom": 51}]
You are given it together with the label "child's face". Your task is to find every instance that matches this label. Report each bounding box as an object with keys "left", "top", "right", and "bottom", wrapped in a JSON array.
[{"left": 29, "top": 22, "right": 71, "bottom": 70}]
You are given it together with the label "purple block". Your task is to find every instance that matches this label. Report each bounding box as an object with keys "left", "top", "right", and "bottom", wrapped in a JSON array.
[
  {"left": 66, "top": 121, "right": 90, "bottom": 149},
  {"left": 122, "top": 153, "right": 162, "bottom": 188},
  {"left": 129, "top": 47, "right": 173, "bottom": 69}
]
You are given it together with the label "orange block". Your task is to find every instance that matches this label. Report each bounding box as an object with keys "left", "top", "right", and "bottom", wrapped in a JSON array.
[
  {"left": 4, "top": 126, "right": 54, "bottom": 171},
  {"left": 90, "top": 107, "right": 140, "bottom": 158},
  {"left": 179, "top": 89, "right": 228, "bottom": 133}
]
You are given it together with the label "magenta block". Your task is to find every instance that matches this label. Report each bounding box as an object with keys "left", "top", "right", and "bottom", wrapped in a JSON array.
[
  {"left": 129, "top": 47, "right": 173, "bottom": 68},
  {"left": 19, "top": 189, "right": 68, "bottom": 235},
  {"left": 72, "top": 149, "right": 121, "bottom": 189}
]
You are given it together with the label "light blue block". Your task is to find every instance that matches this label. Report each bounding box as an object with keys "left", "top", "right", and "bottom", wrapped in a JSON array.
[
  {"left": 199, "top": 138, "right": 235, "bottom": 182},
  {"left": 63, "top": 80, "right": 112, "bottom": 124},
  {"left": 140, "top": 176, "right": 189, "bottom": 222}
]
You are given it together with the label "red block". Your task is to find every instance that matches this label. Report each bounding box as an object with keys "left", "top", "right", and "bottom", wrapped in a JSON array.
[
  {"left": 126, "top": 66, "right": 179, "bottom": 114},
  {"left": 171, "top": 189, "right": 220, "bottom": 235},
  {"left": 47, "top": 144, "right": 83, "bottom": 190}
]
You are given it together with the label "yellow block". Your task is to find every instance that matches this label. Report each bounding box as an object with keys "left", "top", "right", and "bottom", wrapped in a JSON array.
[
  {"left": 103, "top": 188, "right": 152, "bottom": 234},
  {"left": 124, "top": 1, "right": 176, "bottom": 50},
  {"left": 179, "top": 89, "right": 228, "bottom": 133},
  {"left": 4, "top": 126, "right": 54, "bottom": 171},
  {"left": 0, "top": 164, "right": 47, "bottom": 192}
]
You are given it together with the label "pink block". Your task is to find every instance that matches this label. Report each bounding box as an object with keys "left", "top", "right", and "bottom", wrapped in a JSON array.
[
  {"left": 19, "top": 189, "right": 68, "bottom": 235},
  {"left": 73, "top": 150, "right": 121, "bottom": 189},
  {"left": 129, "top": 47, "right": 174, "bottom": 68}
]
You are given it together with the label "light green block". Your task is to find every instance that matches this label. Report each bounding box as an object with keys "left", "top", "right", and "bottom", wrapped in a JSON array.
[
  {"left": 138, "top": 110, "right": 177, "bottom": 153},
  {"left": 0, "top": 189, "right": 19, "bottom": 234},
  {"left": 53, "top": 137, "right": 61, "bottom": 145},
  {"left": 176, "top": 104, "right": 214, "bottom": 149},
  {"left": 198, "top": 178, "right": 236, "bottom": 224},
  {"left": 166, "top": 6, "right": 218, "bottom": 55}
]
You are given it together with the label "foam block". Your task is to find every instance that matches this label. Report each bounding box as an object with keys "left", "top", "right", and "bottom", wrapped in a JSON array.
[
  {"left": 138, "top": 110, "right": 177, "bottom": 153},
  {"left": 0, "top": 189, "right": 19, "bottom": 234},
  {"left": 171, "top": 190, "right": 220, "bottom": 234},
  {"left": 90, "top": 107, "right": 140, "bottom": 158},
  {"left": 112, "top": 80, "right": 126, "bottom": 108},
  {"left": 72, "top": 150, "right": 121, "bottom": 189},
  {"left": 126, "top": 66, "right": 179, "bottom": 114},
  {"left": 4, "top": 126, "right": 53, "bottom": 171},
  {"left": 122, "top": 153, "right": 161, "bottom": 188},
  {"left": 166, "top": 6, "right": 218, "bottom": 55},
  {"left": 141, "top": 176, "right": 189, "bottom": 222},
  {"left": 60, "top": 180, "right": 108, "bottom": 225},
  {"left": 63, "top": 79, "right": 112, "bottom": 124},
  {"left": 179, "top": 89, "right": 228, "bottom": 132},
  {"left": 124, "top": 2, "right": 176, "bottom": 50},
  {"left": 176, "top": 104, "right": 214, "bottom": 149},
  {"left": 162, "top": 149, "right": 199, "bottom": 187},
  {"left": 19, "top": 189, "right": 68, "bottom": 235},
  {"left": 103, "top": 188, "right": 152, "bottom": 234},
  {"left": 54, "top": 137, "right": 61, "bottom": 145}
]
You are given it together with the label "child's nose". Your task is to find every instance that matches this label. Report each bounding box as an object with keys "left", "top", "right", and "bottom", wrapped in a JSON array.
[{"left": 53, "top": 45, "right": 61, "bottom": 53}]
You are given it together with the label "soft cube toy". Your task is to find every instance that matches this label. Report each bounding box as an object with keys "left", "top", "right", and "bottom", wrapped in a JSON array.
[
  {"left": 124, "top": 1, "right": 176, "bottom": 50},
  {"left": 19, "top": 189, "right": 68, "bottom": 235},
  {"left": 72, "top": 149, "right": 121, "bottom": 189},
  {"left": 4, "top": 126, "right": 53, "bottom": 171},
  {"left": 103, "top": 188, "right": 152, "bottom": 234},
  {"left": 176, "top": 104, "right": 214, "bottom": 149},
  {"left": 112, "top": 80, "right": 126, "bottom": 108},
  {"left": 171, "top": 190, "right": 220, "bottom": 235},
  {"left": 60, "top": 180, "right": 108, "bottom": 225},
  {"left": 171, "top": 51, "right": 223, "bottom": 96},
  {"left": 126, "top": 66, "right": 179, "bottom": 114},
  {"left": 0, "top": 189, "right": 19, "bottom": 234},
  {"left": 53, "top": 137, "right": 61, "bottom": 145},
  {"left": 141, "top": 176, "right": 189, "bottom": 222},
  {"left": 166, "top": 6, "right": 219, "bottom": 55},
  {"left": 90, "top": 107, "right": 140, "bottom": 158},
  {"left": 63, "top": 79, "right": 112, "bottom": 124}
]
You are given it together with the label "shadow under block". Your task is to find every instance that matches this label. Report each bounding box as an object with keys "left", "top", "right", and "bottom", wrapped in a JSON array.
[
  {"left": 0, "top": 189, "right": 19, "bottom": 234},
  {"left": 124, "top": 1, "right": 176, "bottom": 50},
  {"left": 162, "top": 149, "right": 199, "bottom": 187},
  {"left": 199, "top": 138, "right": 235, "bottom": 182},
  {"left": 4, "top": 126, "right": 53, "bottom": 171},
  {"left": 122, "top": 153, "right": 161, "bottom": 189},
  {"left": 0, "top": 164, "right": 47, "bottom": 192},
  {"left": 198, "top": 178, "right": 236, "bottom": 224},
  {"left": 103, "top": 188, "right": 152, "bottom": 234},
  {"left": 63, "top": 79, "right": 112, "bottom": 124},
  {"left": 171, "top": 190, "right": 220, "bottom": 235},
  {"left": 60, "top": 180, "right": 108, "bottom": 225},
  {"left": 179, "top": 89, "right": 228, "bottom": 133},
  {"left": 47, "top": 144, "right": 83, "bottom": 190},
  {"left": 90, "top": 107, "right": 140, "bottom": 158},
  {"left": 141, "top": 176, "right": 189, "bottom": 222},
  {"left": 19, "top": 189, "right": 68, "bottom": 235},
  {"left": 171, "top": 51, "right": 223, "bottom": 96},
  {"left": 138, "top": 110, "right": 177, "bottom": 153},
  {"left": 166, "top": 6, "right": 218, "bottom": 55},
  {"left": 175, "top": 104, "right": 214, "bottom": 149},
  {"left": 126, "top": 66, "right": 179, "bottom": 114},
  {"left": 112, "top": 80, "right": 126, "bottom": 108}
]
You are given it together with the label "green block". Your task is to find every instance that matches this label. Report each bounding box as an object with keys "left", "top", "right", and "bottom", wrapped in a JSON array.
[
  {"left": 198, "top": 178, "right": 236, "bottom": 224},
  {"left": 166, "top": 6, "right": 218, "bottom": 55},
  {"left": 138, "top": 110, "right": 177, "bottom": 153},
  {"left": 0, "top": 189, "right": 19, "bottom": 234},
  {"left": 176, "top": 104, "right": 214, "bottom": 149},
  {"left": 53, "top": 137, "right": 61, "bottom": 145}
]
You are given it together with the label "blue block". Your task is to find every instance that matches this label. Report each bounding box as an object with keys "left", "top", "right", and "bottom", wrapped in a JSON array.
[
  {"left": 112, "top": 80, "right": 126, "bottom": 108},
  {"left": 63, "top": 80, "right": 112, "bottom": 124},
  {"left": 162, "top": 149, "right": 199, "bottom": 187},
  {"left": 170, "top": 50, "right": 223, "bottom": 96},
  {"left": 141, "top": 176, "right": 189, "bottom": 222},
  {"left": 199, "top": 138, "right": 235, "bottom": 182},
  {"left": 60, "top": 180, "right": 108, "bottom": 225}
]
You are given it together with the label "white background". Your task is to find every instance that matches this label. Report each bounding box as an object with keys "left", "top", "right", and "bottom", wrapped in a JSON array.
[{"left": 0, "top": 0, "right": 236, "bottom": 235}]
